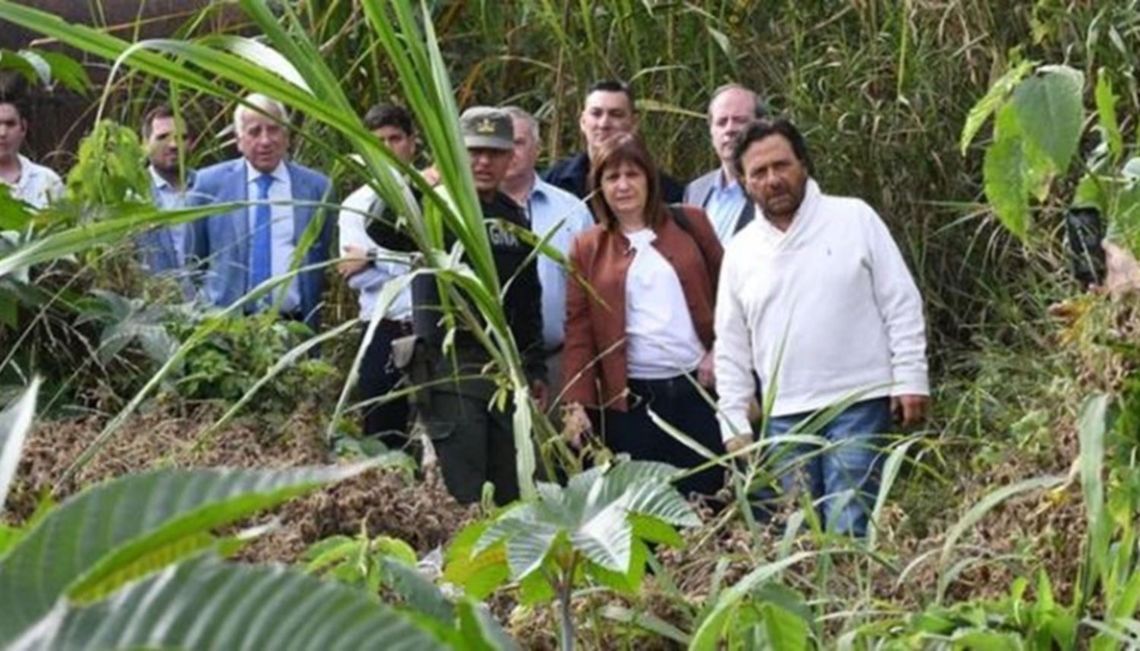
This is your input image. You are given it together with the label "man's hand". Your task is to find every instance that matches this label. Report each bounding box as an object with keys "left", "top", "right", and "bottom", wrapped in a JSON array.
[
  {"left": 725, "top": 433, "right": 752, "bottom": 454},
  {"left": 531, "top": 379, "right": 550, "bottom": 413},
  {"left": 420, "top": 165, "right": 442, "bottom": 187},
  {"left": 561, "top": 401, "right": 591, "bottom": 449},
  {"left": 697, "top": 349, "right": 716, "bottom": 389},
  {"left": 337, "top": 244, "right": 369, "bottom": 278},
  {"left": 891, "top": 394, "right": 930, "bottom": 428}
]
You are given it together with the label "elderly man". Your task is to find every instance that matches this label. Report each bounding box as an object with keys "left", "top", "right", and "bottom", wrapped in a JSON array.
[
  {"left": 500, "top": 105, "right": 593, "bottom": 394},
  {"left": 684, "top": 84, "right": 767, "bottom": 243},
  {"left": 189, "top": 93, "right": 333, "bottom": 328},
  {"left": 0, "top": 93, "right": 62, "bottom": 209},
  {"left": 715, "top": 118, "right": 930, "bottom": 536},
  {"left": 413, "top": 106, "right": 545, "bottom": 505},
  {"left": 542, "top": 79, "right": 684, "bottom": 206},
  {"left": 337, "top": 104, "right": 421, "bottom": 446},
  {"left": 137, "top": 105, "right": 198, "bottom": 277}
]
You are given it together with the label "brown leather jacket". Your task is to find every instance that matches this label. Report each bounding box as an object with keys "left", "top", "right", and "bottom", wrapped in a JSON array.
[{"left": 562, "top": 204, "right": 723, "bottom": 411}]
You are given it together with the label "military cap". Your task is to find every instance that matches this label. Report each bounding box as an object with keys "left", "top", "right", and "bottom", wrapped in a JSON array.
[{"left": 459, "top": 106, "right": 512, "bottom": 151}]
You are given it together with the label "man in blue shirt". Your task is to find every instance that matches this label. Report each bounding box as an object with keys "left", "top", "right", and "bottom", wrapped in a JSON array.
[
  {"left": 501, "top": 106, "right": 594, "bottom": 395},
  {"left": 137, "top": 105, "right": 198, "bottom": 283},
  {"left": 683, "top": 84, "right": 767, "bottom": 244},
  {"left": 188, "top": 93, "right": 333, "bottom": 328}
]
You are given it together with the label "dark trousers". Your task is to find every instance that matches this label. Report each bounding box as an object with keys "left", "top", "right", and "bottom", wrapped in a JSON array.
[
  {"left": 419, "top": 376, "right": 521, "bottom": 505},
  {"left": 358, "top": 320, "right": 411, "bottom": 449},
  {"left": 598, "top": 376, "right": 726, "bottom": 497}
]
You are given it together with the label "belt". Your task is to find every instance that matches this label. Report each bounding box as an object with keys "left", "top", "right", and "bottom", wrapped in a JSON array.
[
  {"left": 626, "top": 375, "right": 698, "bottom": 402},
  {"left": 378, "top": 318, "right": 414, "bottom": 336}
]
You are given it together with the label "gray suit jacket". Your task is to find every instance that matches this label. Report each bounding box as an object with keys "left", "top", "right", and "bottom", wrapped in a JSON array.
[{"left": 683, "top": 168, "right": 754, "bottom": 238}]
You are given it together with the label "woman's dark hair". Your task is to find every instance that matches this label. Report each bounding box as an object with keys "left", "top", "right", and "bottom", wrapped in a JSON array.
[
  {"left": 588, "top": 133, "right": 665, "bottom": 230},
  {"left": 731, "top": 117, "right": 814, "bottom": 179}
]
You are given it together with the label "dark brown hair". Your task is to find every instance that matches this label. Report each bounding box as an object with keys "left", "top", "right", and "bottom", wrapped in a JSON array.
[
  {"left": 588, "top": 133, "right": 665, "bottom": 230},
  {"left": 141, "top": 105, "right": 175, "bottom": 140}
]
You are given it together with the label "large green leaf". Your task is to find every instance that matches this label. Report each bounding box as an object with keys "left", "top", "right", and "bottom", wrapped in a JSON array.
[
  {"left": 959, "top": 59, "right": 1035, "bottom": 154},
  {"left": 0, "top": 380, "right": 39, "bottom": 515},
  {"left": 1095, "top": 69, "right": 1123, "bottom": 162},
  {"left": 0, "top": 462, "right": 378, "bottom": 644},
  {"left": 983, "top": 105, "right": 1031, "bottom": 242},
  {"left": 10, "top": 556, "right": 449, "bottom": 651},
  {"left": 571, "top": 498, "right": 633, "bottom": 573},
  {"left": 689, "top": 552, "right": 816, "bottom": 651},
  {"left": 1010, "top": 65, "right": 1085, "bottom": 173}
]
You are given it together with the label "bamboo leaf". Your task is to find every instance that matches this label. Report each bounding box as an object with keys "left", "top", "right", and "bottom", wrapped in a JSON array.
[
  {"left": 1095, "top": 69, "right": 1123, "bottom": 162},
  {"left": 1078, "top": 394, "right": 1109, "bottom": 583}
]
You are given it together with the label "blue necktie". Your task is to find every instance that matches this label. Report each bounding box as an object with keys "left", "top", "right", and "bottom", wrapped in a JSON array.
[{"left": 250, "top": 173, "right": 273, "bottom": 289}]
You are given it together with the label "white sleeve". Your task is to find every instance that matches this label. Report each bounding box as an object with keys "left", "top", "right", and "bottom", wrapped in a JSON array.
[
  {"left": 338, "top": 184, "right": 413, "bottom": 292},
  {"left": 863, "top": 205, "right": 929, "bottom": 396},
  {"left": 714, "top": 244, "right": 756, "bottom": 441}
]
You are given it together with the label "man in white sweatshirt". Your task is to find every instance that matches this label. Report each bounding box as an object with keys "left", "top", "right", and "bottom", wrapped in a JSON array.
[{"left": 715, "top": 118, "right": 929, "bottom": 536}]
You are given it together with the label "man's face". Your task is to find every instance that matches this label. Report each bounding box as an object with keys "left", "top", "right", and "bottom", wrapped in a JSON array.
[
  {"left": 740, "top": 134, "right": 808, "bottom": 221},
  {"left": 146, "top": 116, "right": 188, "bottom": 175},
  {"left": 374, "top": 125, "right": 416, "bottom": 165},
  {"left": 505, "top": 116, "right": 539, "bottom": 182},
  {"left": 709, "top": 89, "right": 756, "bottom": 168},
  {"left": 236, "top": 109, "right": 289, "bottom": 173},
  {"left": 468, "top": 147, "right": 512, "bottom": 195},
  {"left": 579, "top": 90, "right": 636, "bottom": 153},
  {"left": 0, "top": 103, "right": 27, "bottom": 163}
]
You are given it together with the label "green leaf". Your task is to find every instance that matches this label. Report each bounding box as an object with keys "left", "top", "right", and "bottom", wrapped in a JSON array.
[
  {"left": 960, "top": 59, "right": 1035, "bottom": 154},
  {"left": 381, "top": 558, "right": 455, "bottom": 623},
  {"left": 629, "top": 513, "right": 684, "bottom": 547},
  {"left": 571, "top": 498, "right": 632, "bottom": 573},
  {"left": 1095, "top": 69, "right": 1123, "bottom": 162},
  {"left": 1011, "top": 65, "right": 1085, "bottom": 173},
  {"left": 517, "top": 566, "right": 556, "bottom": 605},
  {"left": 15, "top": 556, "right": 448, "bottom": 650},
  {"left": 455, "top": 598, "right": 522, "bottom": 651},
  {"left": 0, "top": 379, "right": 39, "bottom": 515},
  {"left": 0, "top": 462, "right": 379, "bottom": 644},
  {"left": 689, "top": 551, "right": 816, "bottom": 650},
  {"left": 983, "top": 105, "right": 1031, "bottom": 242},
  {"left": 602, "top": 605, "right": 691, "bottom": 645},
  {"left": 1078, "top": 394, "right": 1110, "bottom": 583},
  {"left": 36, "top": 49, "right": 90, "bottom": 94},
  {"left": 445, "top": 522, "right": 510, "bottom": 600},
  {"left": 760, "top": 602, "right": 810, "bottom": 650}
]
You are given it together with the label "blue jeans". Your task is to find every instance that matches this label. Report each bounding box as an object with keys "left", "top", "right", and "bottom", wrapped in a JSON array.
[{"left": 763, "top": 397, "right": 892, "bottom": 536}]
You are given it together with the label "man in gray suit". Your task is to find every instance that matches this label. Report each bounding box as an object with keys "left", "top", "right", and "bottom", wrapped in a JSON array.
[{"left": 683, "top": 84, "right": 766, "bottom": 244}]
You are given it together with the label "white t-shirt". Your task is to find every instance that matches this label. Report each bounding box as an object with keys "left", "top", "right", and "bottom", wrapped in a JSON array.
[{"left": 623, "top": 228, "right": 705, "bottom": 379}]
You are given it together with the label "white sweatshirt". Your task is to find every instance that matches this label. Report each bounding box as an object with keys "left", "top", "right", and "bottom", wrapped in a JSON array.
[{"left": 714, "top": 179, "right": 929, "bottom": 440}]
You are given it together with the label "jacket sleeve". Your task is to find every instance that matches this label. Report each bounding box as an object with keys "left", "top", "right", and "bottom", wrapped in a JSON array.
[{"left": 561, "top": 235, "right": 600, "bottom": 406}]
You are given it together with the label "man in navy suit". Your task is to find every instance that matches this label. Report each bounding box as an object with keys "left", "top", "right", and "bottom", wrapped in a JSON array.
[
  {"left": 136, "top": 105, "right": 198, "bottom": 283},
  {"left": 188, "top": 93, "right": 333, "bottom": 328}
]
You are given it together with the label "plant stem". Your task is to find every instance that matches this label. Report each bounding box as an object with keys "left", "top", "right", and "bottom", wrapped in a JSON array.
[{"left": 557, "top": 552, "right": 580, "bottom": 651}]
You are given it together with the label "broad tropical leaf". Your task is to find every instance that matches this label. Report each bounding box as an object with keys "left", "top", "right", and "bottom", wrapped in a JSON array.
[
  {"left": 0, "top": 462, "right": 379, "bottom": 643},
  {"left": 1010, "top": 65, "right": 1085, "bottom": 173},
  {"left": 9, "top": 556, "right": 448, "bottom": 651}
]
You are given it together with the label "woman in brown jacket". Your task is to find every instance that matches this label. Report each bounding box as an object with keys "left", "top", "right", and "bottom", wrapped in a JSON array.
[{"left": 561, "top": 133, "right": 727, "bottom": 497}]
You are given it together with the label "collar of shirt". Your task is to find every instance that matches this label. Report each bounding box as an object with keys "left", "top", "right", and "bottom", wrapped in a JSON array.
[
  {"left": 148, "top": 165, "right": 196, "bottom": 192},
  {"left": 755, "top": 177, "right": 822, "bottom": 243},
  {"left": 712, "top": 168, "right": 740, "bottom": 193},
  {"left": 244, "top": 159, "right": 289, "bottom": 186}
]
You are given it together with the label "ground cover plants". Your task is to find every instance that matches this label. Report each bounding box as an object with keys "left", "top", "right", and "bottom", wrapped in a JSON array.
[{"left": 2, "top": 0, "right": 1140, "bottom": 648}]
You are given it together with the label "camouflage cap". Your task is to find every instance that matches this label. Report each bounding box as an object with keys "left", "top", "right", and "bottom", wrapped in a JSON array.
[{"left": 459, "top": 106, "right": 512, "bottom": 151}]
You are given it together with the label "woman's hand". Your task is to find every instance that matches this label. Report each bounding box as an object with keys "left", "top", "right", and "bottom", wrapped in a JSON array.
[
  {"left": 697, "top": 349, "right": 716, "bottom": 389},
  {"left": 561, "top": 402, "right": 592, "bottom": 448}
]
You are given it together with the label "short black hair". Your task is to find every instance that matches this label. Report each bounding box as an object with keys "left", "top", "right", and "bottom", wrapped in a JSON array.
[
  {"left": 732, "top": 117, "right": 814, "bottom": 179},
  {"left": 586, "top": 79, "right": 636, "bottom": 112},
  {"left": 0, "top": 71, "right": 30, "bottom": 120},
  {"left": 141, "top": 105, "right": 175, "bottom": 139},
  {"left": 363, "top": 104, "right": 414, "bottom": 135}
]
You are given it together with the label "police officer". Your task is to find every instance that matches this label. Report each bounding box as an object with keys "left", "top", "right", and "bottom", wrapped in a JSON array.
[{"left": 412, "top": 106, "right": 546, "bottom": 505}]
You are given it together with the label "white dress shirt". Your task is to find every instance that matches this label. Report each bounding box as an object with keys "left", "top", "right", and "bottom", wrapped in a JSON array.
[
  {"left": 149, "top": 165, "right": 194, "bottom": 264},
  {"left": 3, "top": 155, "right": 63, "bottom": 209},
  {"left": 624, "top": 228, "right": 706, "bottom": 379},
  {"left": 337, "top": 174, "right": 415, "bottom": 322},
  {"left": 245, "top": 160, "right": 301, "bottom": 313}
]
